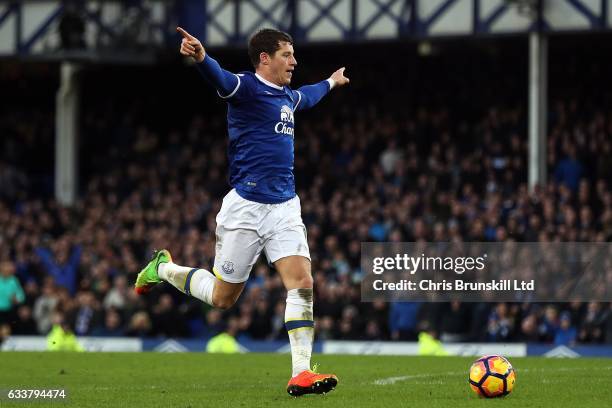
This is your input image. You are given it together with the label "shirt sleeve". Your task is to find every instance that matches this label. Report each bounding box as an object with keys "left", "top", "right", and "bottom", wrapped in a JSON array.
[
  {"left": 68, "top": 245, "right": 82, "bottom": 273},
  {"left": 195, "top": 54, "right": 242, "bottom": 99},
  {"left": 11, "top": 277, "right": 25, "bottom": 304},
  {"left": 35, "top": 247, "right": 57, "bottom": 273},
  {"left": 292, "top": 80, "right": 332, "bottom": 112}
]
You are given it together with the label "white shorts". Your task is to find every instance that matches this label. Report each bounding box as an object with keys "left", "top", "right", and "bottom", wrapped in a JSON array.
[{"left": 213, "top": 189, "right": 310, "bottom": 283}]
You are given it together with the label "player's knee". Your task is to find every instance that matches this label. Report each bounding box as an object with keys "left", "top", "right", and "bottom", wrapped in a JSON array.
[
  {"left": 212, "top": 294, "right": 237, "bottom": 310},
  {"left": 294, "top": 273, "right": 313, "bottom": 289}
]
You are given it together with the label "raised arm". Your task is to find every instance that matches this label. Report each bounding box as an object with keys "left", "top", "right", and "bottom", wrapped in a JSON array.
[
  {"left": 294, "top": 67, "right": 349, "bottom": 111},
  {"left": 177, "top": 26, "right": 240, "bottom": 98},
  {"left": 35, "top": 247, "right": 58, "bottom": 272}
]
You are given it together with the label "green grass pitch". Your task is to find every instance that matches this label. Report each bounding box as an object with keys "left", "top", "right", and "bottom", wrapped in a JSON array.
[{"left": 1, "top": 352, "right": 611, "bottom": 407}]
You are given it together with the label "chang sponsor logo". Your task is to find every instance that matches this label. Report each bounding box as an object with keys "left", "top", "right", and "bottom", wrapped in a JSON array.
[{"left": 275, "top": 105, "right": 294, "bottom": 137}]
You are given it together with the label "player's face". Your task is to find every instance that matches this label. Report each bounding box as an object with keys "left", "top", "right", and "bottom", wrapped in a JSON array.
[{"left": 270, "top": 42, "right": 297, "bottom": 86}]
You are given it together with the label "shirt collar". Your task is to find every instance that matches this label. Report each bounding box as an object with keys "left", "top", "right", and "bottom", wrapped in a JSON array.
[{"left": 255, "top": 73, "right": 284, "bottom": 91}]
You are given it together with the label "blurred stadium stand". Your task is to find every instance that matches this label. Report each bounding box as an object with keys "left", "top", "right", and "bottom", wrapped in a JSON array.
[{"left": 0, "top": 1, "right": 611, "bottom": 349}]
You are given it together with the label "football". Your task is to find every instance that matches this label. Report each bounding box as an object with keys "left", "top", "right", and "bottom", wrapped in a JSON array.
[{"left": 469, "top": 355, "right": 516, "bottom": 398}]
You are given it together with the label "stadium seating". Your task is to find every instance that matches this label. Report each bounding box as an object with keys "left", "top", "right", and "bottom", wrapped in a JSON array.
[{"left": 0, "top": 41, "right": 610, "bottom": 345}]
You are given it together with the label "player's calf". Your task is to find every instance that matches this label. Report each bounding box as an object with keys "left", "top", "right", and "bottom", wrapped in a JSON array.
[{"left": 207, "top": 279, "right": 247, "bottom": 309}]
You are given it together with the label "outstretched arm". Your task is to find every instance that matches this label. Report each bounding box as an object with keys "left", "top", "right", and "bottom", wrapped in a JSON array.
[
  {"left": 294, "top": 67, "right": 349, "bottom": 111},
  {"left": 177, "top": 27, "right": 240, "bottom": 98},
  {"left": 35, "top": 247, "right": 58, "bottom": 272}
]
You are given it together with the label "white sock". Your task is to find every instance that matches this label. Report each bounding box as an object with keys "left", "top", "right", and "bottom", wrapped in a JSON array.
[
  {"left": 158, "top": 262, "right": 215, "bottom": 306},
  {"left": 158, "top": 262, "right": 191, "bottom": 282},
  {"left": 285, "top": 288, "right": 314, "bottom": 377}
]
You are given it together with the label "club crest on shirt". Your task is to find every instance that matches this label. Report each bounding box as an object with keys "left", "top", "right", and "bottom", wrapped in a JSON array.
[
  {"left": 222, "top": 261, "right": 235, "bottom": 275},
  {"left": 275, "top": 105, "right": 295, "bottom": 137},
  {"left": 280, "top": 105, "right": 294, "bottom": 123}
]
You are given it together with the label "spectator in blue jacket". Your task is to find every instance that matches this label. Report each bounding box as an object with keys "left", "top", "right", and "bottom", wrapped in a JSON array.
[
  {"left": 389, "top": 302, "right": 421, "bottom": 340},
  {"left": 35, "top": 239, "right": 81, "bottom": 295},
  {"left": 554, "top": 312, "right": 577, "bottom": 346},
  {"left": 554, "top": 145, "right": 583, "bottom": 192}
]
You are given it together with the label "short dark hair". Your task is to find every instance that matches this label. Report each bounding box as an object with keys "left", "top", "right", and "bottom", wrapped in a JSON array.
[{"left": 248, "top": 28, "right": 293, "bottom": 68}]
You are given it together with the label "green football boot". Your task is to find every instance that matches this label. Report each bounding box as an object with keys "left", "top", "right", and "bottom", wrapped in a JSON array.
[{"left": 134, "top": 249, "right": 172, "bottom": 295}]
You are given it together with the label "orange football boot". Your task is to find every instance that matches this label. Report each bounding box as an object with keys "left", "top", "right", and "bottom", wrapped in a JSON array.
[{"left": 286, "top": 370, "right": 338, "bottom": 396}]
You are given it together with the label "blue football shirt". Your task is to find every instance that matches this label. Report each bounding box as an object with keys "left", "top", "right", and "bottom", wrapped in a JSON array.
[{"left": 197, "top": 56, "right": 331, "bottom": 204}]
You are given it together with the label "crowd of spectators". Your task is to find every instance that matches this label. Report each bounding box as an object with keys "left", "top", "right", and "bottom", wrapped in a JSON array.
[{"left": 1, "top": 39, "right": 611, "bottom": 346}]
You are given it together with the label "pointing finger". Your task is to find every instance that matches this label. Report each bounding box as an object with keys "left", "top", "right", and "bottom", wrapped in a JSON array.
[{"left": 177, "top": 27, "right": 195, "bottom": 40}]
